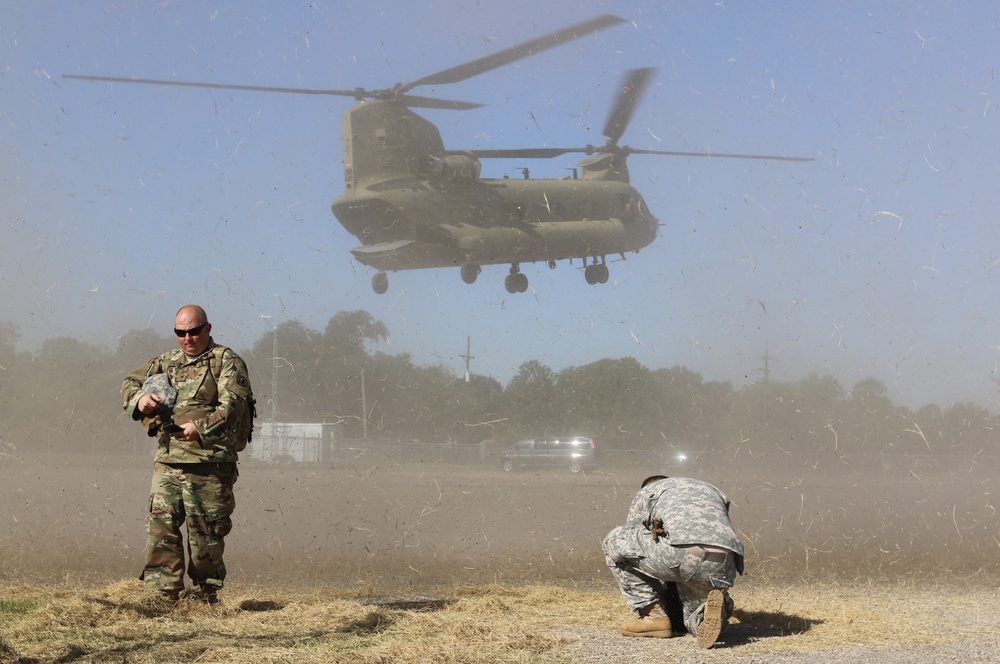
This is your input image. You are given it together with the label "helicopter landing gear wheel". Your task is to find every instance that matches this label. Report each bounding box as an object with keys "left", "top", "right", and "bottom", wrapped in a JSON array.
[
  {"left": 372, "top": 271, "right": 389, "bottom": 294},
  {"left": 505, "top": 264, "right": 528, "bottom": 294},
  {"left": 504, "top": 273, "right": 529, "bottom": 293},
  {"left": 460, "top": 263, "right": 481, "bottom": 284},
  {"left": 584, "top": 260, "right": 610, "bottom": 285}
]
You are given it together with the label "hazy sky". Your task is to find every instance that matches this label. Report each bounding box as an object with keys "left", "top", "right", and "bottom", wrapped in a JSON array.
[{"left": 3, "top": 1, "right": 999, "bottom": 409}]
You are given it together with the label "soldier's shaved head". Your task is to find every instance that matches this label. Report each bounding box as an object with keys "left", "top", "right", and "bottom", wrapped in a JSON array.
[{"left": 176, "top": 304, "right": 208, "bottom": 325}]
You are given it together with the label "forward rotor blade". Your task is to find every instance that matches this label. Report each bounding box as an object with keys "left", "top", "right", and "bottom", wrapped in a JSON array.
[
  {"left": 63, "top": 74, "right": 362, "bottom": 98},
  {"left": 403, "top": 14, "right": 625, "bottom": 91},
  {"left": 64, "top": 74, "right": 485, "bottom": 109},
  {"left": 395, "top": 95, "right": 483, "bottom": 110},
  {"left": 603, "top": 68, "right": 656, "bottom": 144},
  {"left": 624, "top": 147, "right": 814, "bottom": 161}
]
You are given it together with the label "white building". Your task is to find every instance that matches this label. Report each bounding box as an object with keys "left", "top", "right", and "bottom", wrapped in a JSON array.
[{"left": 245, "top": 422, "right": 338, "bottom": 463}]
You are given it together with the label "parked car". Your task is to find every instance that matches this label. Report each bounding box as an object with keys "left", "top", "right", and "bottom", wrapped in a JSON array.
[{"left": 499, "top": 435, "right": 600, "bottom": 473}]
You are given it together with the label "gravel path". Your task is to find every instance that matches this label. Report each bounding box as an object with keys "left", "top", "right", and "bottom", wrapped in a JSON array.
[
  {"left": 559, "top": 634, "right": 1000, "bottom": 664},
  {"left": 557, "top": 585, "right": 1000, "bottom": 663}
]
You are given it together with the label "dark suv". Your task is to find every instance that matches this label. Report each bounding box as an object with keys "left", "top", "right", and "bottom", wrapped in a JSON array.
[{"left": 500, "top": 435, "right": 600, "bottom": 473}]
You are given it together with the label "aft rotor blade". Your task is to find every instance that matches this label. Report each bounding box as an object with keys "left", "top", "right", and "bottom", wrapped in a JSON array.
[
  {"left": 467, "top": 147, "right": 587, "bottom": 159},
  {"left": 403, "top": 14, "right": 625, "bottom": 91},
  {"left": 63, "top": 74, "right": 362, "bottom": 98},
  {"left": 471, "top": 144, "right": 813, "bottom": 161},
  {"left": 603, "top": 68, "right": 656, "bottom": 144},
  {"left": 625, "top": 147, "right": 814, "bottom": 161}
]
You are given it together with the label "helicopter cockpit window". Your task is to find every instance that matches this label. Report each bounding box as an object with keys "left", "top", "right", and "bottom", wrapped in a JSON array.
[{"left": 638, "top": 197, "right": 654, "bottom": 218}]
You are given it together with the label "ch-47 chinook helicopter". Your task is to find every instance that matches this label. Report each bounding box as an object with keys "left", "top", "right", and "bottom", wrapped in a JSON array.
[{"left": 65, "top": 14, "right": 809, "bottom": 295}]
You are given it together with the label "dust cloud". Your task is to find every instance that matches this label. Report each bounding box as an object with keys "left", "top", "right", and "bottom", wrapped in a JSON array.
[
  {"left": 3, "top": 4, "right": 999, "bottom": 616},
  {"left": 2, "top": 442, "right": 995, "bottom": 591}
]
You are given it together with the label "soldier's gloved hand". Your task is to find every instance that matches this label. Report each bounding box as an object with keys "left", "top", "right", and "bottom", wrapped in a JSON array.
[{"left": 650, "top": 517, "right": 669, "bottom": 542}]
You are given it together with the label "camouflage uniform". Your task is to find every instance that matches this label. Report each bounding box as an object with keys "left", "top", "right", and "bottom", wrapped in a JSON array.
[
  {"left": 602, "top": 477, "right": 744, "bottom": 636},
  {"left": 122, "top": 340, "right": 252, "bottom": 595}
]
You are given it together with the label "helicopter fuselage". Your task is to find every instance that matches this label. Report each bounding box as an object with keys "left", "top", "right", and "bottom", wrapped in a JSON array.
[
  {"left": 333, "top": 175, "right": 657, "bottom": 271},
  {"left": 331, "top": 100, "right": 658, "bottom": 277}
]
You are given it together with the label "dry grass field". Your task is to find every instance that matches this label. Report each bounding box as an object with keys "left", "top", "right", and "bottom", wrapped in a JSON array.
[{"left": 1, "top": 450, "right": 997, "bottom": 662}]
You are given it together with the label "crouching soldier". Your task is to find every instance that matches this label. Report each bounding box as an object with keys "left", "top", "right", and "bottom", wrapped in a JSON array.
[{"left": 602, "top": 475, "right": 744, "bottom": 649}]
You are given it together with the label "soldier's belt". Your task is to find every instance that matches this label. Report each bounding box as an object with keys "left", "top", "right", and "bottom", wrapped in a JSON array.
[{"left": 685, "top": 546, "right": 732, "bottom": 564}]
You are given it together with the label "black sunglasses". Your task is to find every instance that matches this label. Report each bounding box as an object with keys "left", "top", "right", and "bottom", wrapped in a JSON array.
[{"left": 174, "top": 323, "right": 208, "bottom": 338}]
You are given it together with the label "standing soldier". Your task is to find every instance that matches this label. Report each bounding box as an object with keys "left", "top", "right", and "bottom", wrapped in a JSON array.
[
  {"left": 122, "top": 305, "right": 255, "bottom": 604},
  {"left": 602, "top": 475, "right": 744, "bottom": 649}
]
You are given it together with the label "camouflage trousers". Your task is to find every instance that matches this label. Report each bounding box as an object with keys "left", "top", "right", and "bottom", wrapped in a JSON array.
[
  {"left": 602, "top": 525, "right": 737, "bottom": 635},
  {"left": 141, "top": 461, "right": 237, "bottom": 593}
]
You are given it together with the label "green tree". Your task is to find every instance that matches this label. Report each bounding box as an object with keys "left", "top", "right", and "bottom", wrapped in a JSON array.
[
  {"left": 648, "top": 365, "right": 707, "bottom": 443},
  {"left": 247, "top": 311, "right": 390, "bottom": 435},
  {"left": 554, "top": 357, "right": 653, "bottom": 448},
  {"left": 363, "top": 351, "right": 420, "bottom": 437},
  {"left": 503, "top": 360, "right": 556, "bottom": 441},
  {"left": 940, "top": 401, "right": 995, "bottom": 454},
  {"left": 318, "top": 311, "right": 389, "bottom": 435},
  {"left": 844, "top": 378, "right": 900, "bottom": 454},
  {"left": 0, "top": 322, "right": 24, "bottom": 445},
  {"left": 116, "top": 328, "right": 173, "bottom": 366},
  {"left": 26, "top": 337, "right": 117, "bottom": 452},
  {"left": 248, "top": 319, "right": 317, "bottom": 422}
]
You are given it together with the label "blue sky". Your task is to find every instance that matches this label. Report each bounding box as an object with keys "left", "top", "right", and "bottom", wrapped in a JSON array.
[{"left": 3, "top": 1, "right": 999, "bottom": 409}]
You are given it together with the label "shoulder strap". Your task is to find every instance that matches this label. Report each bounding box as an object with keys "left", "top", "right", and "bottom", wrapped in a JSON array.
[{"left": 207, "top": 345, "right": 228, "bottom": 381}]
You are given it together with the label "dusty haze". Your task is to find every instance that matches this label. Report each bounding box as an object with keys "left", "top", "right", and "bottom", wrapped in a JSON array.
[
  {"left": 2, "top": 446, "right": 995, "bottom": 591},
  {"left": 6, "top": 3, "right": 1000, "bottom": 410}
]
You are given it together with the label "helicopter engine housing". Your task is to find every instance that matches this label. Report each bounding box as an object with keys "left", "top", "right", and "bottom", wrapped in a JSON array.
[{"left": 417, "top": 153, "right": 481, "bottom": 183}]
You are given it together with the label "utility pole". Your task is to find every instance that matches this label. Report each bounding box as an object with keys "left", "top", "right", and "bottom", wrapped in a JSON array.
[
  {"left": 759, "top": 343, "right": 776, "bottom": 426},
  {"left": 460, "top": 336, "right": 474, "bottom": 382},
  {"left": 759, "top": 343, "right": 777, "bottom": 384},
  {"left": 261, "top": 315, "right": 278, "bottom": 423}
]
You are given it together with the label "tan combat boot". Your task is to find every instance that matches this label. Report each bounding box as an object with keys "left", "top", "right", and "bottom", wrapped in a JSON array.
[
  {"left": 619, "top": 601, "right": 675, "bottom": 638},
  {"left": 696, "top": 588, "right": 725, "bottom": 649}
]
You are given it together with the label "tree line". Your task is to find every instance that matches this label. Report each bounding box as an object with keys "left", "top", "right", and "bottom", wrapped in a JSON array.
[{"left": 0, "top": 312, "right": 994, "bottom": 459}]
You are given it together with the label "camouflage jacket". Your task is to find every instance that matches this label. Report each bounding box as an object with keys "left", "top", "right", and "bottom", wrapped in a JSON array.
[
  {"left": 626, "top": 477, "right": 745, "bottom": 573},
  {"left": 122, "top": 340, "right": 252, "bottom": 463}
]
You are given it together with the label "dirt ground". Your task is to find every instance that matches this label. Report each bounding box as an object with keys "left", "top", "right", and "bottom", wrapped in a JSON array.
[
  {"left": 1, "top": 450, "right": 997, "bottom": 661},
  {"left": 2, "top": 451, "right": 995, "bottom": 587}
]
